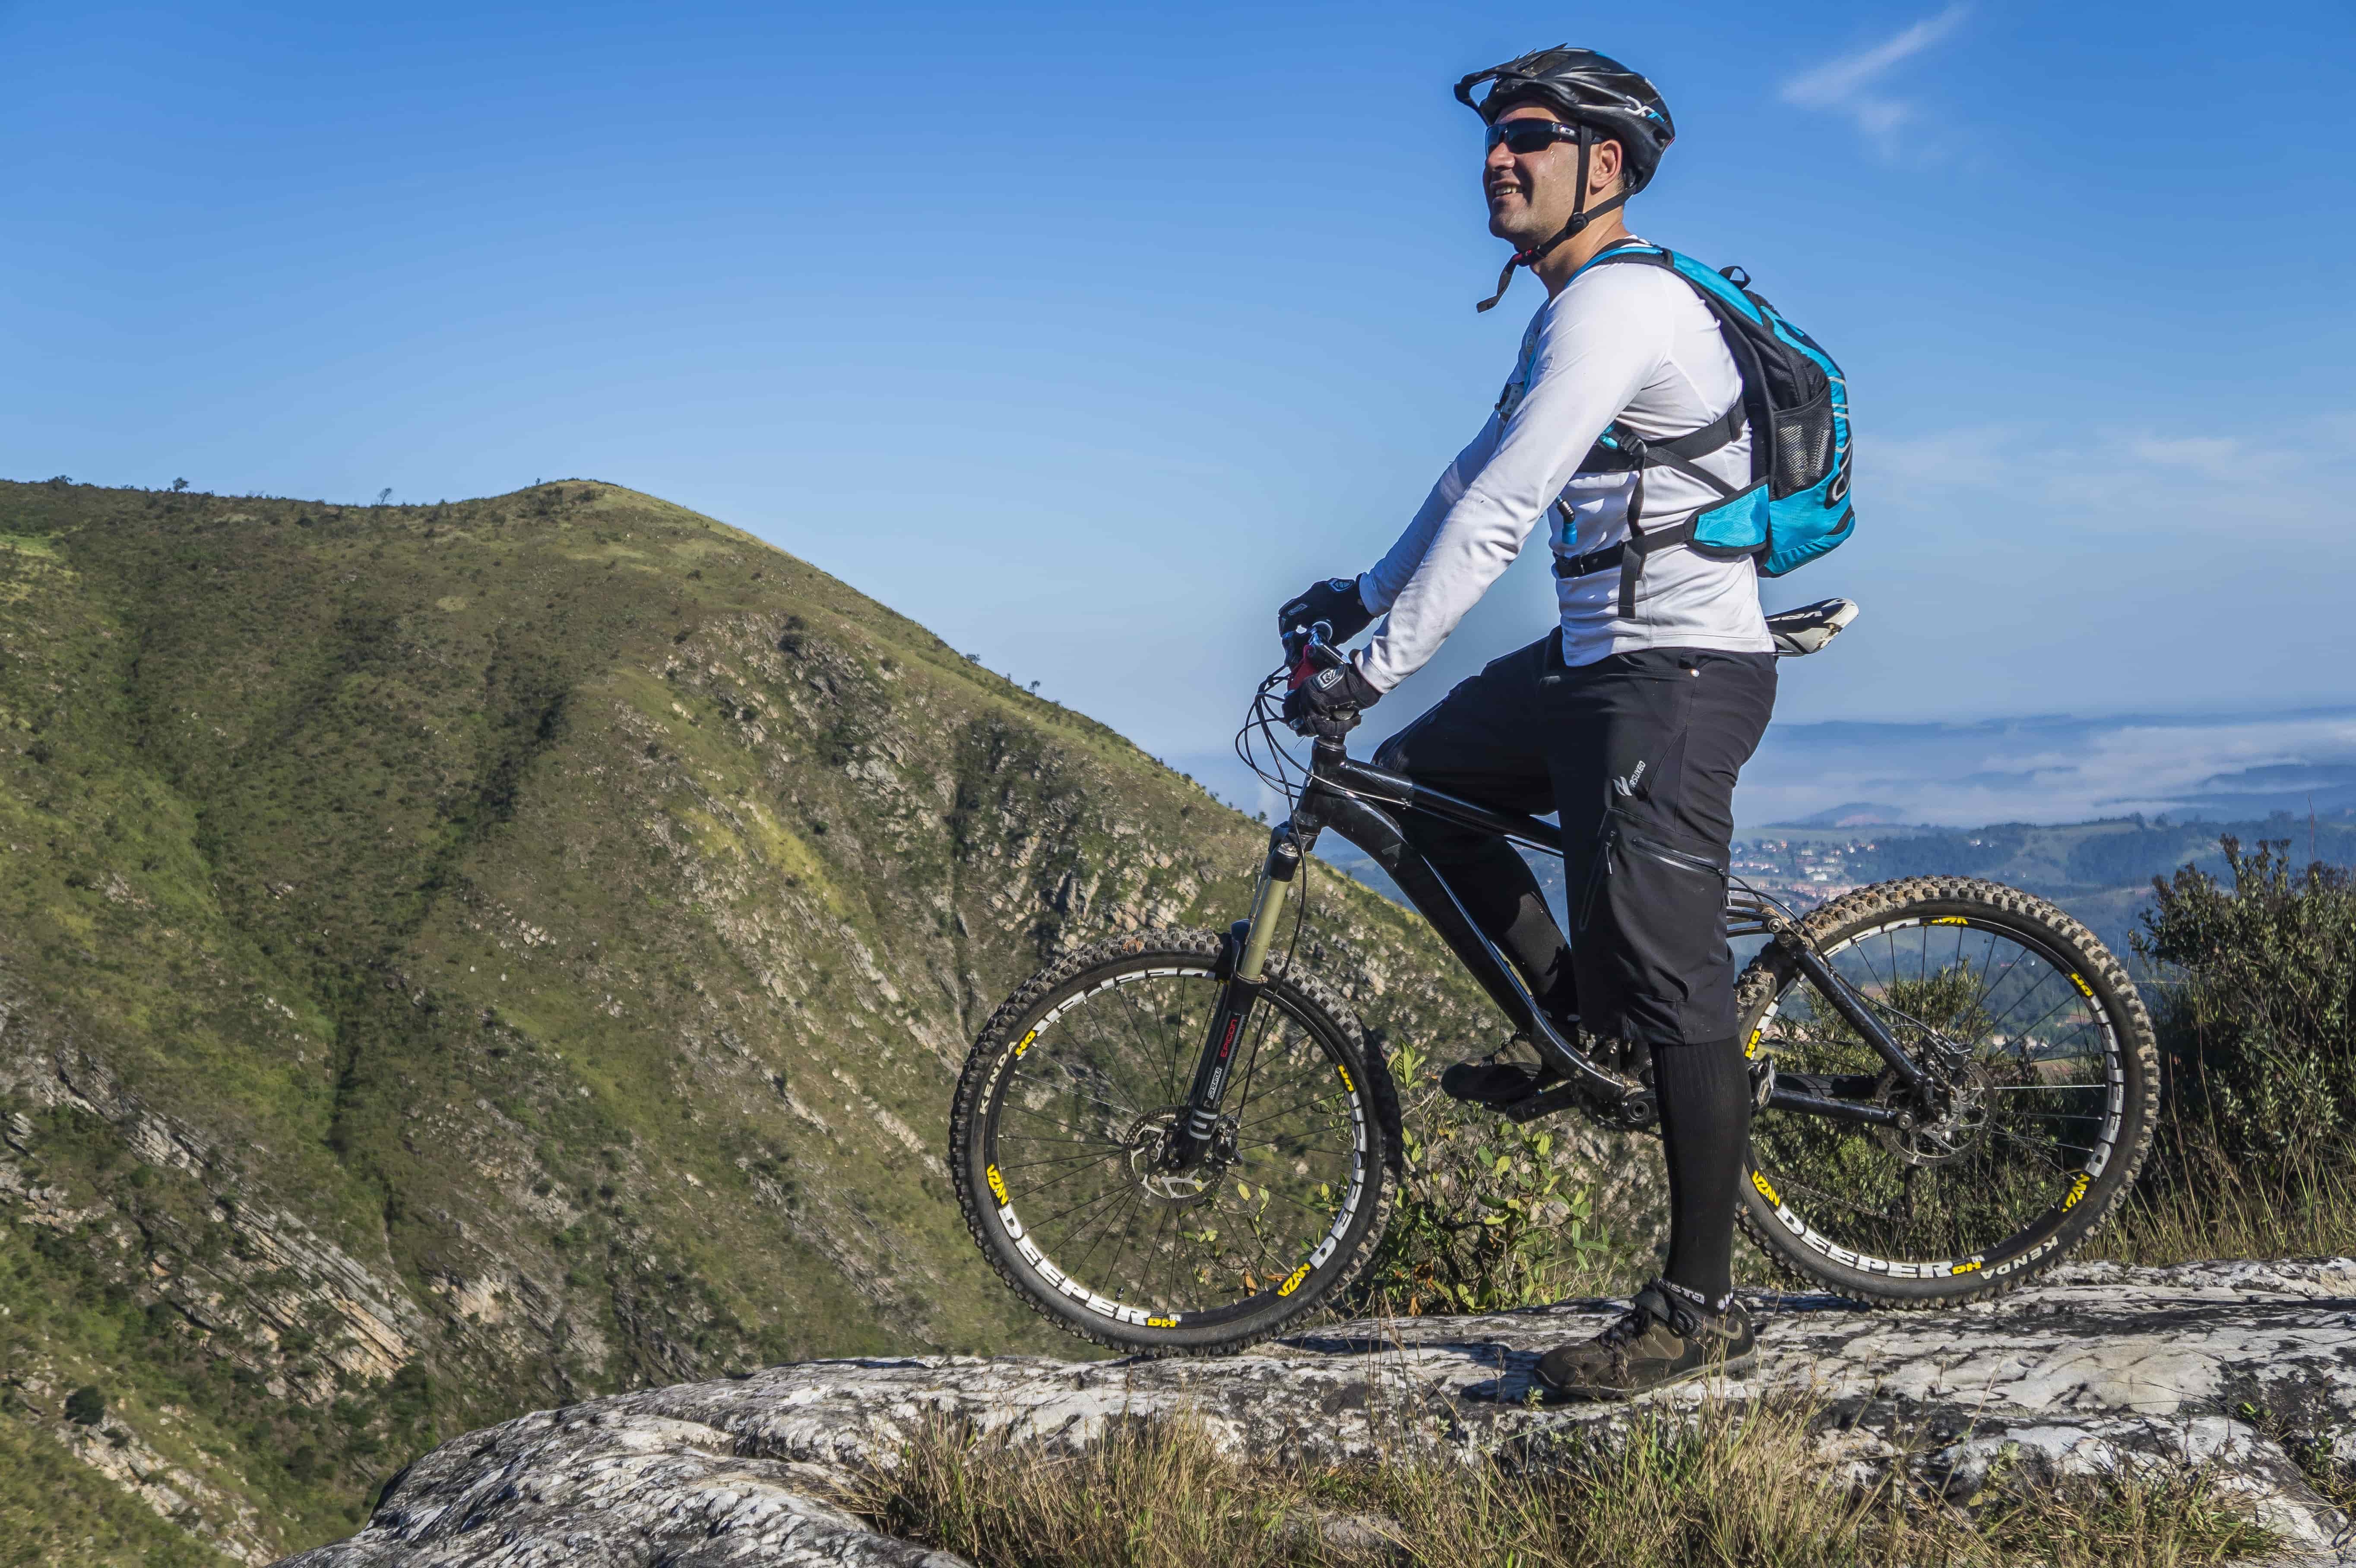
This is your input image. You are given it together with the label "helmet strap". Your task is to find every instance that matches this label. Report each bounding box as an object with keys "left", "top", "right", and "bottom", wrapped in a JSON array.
[{"left": 1476, "top": 123, "right": 1631, "bottom": 313}]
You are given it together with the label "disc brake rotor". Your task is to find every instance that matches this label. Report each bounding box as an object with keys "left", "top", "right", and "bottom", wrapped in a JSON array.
[
  {"left": 1126, "top": 1106, "right": 1237, "bottom": 1206},
  {"left": 1874, "top": 1063, "right": 1992, "bottom": 1167}
]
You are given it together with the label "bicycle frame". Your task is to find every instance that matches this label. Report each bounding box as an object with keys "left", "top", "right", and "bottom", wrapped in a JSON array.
[{"left": 1163, "top": 732, "right": 1926, "bottom": 1169}]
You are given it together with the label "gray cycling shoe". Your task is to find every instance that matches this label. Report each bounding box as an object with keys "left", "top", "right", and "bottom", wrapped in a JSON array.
[
  {"left": 1534, "top": 1280, "right": 1757, "bottom": 1401},
  {"left": 1439, "top": 1034, "right": 1562, "bottom": 1107}
]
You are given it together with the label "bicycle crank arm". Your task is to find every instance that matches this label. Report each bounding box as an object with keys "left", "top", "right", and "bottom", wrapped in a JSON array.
[{"left": 1165, "top": 828, "right": 1300, "bottom": 1171}]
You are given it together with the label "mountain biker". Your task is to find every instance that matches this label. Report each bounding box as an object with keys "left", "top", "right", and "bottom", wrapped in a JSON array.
[{"left": 1277, "top": 47, "right": 1775, "bottom": 1399}]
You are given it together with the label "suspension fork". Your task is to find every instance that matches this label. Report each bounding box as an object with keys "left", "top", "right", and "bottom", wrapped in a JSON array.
[{"left": 1164, "top": 824, "right": 1303, "bottom": 1171}]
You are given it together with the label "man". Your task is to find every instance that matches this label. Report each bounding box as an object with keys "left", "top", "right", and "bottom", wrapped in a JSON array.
[{"left": 1276, "top": 47, "right": 1776, "bottom": 1399}]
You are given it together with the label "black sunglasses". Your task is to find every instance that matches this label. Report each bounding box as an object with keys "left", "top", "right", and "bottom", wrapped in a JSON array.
[{"left": 1485, "top": 119, "right": 1585, "bottom": 155}]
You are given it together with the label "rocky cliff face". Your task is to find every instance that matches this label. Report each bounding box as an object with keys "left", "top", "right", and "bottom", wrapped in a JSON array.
[
  {"left": 278, "top": 1259, "right": 2356, "bottom": 1566},
  {"left": 0, "top": 479, "right": 1502, "bottom": 1561}
]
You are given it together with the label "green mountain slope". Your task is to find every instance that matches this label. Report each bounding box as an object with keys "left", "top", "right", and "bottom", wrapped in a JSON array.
[{"left": 0, "top": 477, "right": 1494, "bottom": 1561}]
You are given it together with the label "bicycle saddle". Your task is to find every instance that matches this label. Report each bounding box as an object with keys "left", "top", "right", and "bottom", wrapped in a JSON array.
[{"left": 1764, "top": 597, "right": 1858, "bottom": 657}]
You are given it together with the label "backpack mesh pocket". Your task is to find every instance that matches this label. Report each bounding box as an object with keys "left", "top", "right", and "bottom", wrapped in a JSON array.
[{"left": 1771, "top": 389, "right": 1835, "bottom": 497}]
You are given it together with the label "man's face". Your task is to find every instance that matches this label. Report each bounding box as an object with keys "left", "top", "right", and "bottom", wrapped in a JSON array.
[{"left": 1483, "top": 102, "right": 1621, "bottom": 248}]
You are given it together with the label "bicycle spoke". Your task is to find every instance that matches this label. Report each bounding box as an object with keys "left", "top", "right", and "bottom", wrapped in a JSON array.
[
  {"left": 1015, "top": 1158, "right": 1122, "bottom": 1208},
  {"left": 1094, "top": 1193, "right": 1150, "bottom": 1302},
  {"left": 1989, "top": 1125, "right": 2071, "bottom": 1174},
  {"left": 1995, "top": 1125, "right": 2101, "bottom": 1157},
  {"left": 995, "top": 1149, "right": 1119, "bottom": 1176},
  {"left": 1066, "top": 1185, "right": 1146, "bottom": 1283},
  {"left": 1225, "top": 1182, "right": 1336, "bottom": 1224},
  {"left": 1033, "top": 1175, "right": 1136, "bottom": 1235},
  {"left": 1234, "top": 1132, "right": 1352, "bottom": 1157},
  {"left": 1772, "top": 1171, "right": 1900, "bottom": 1226},
  {"left": 1228, "top": 1003, "right": 1285, "bottom": 1133},
  {"left": 995, "top": 1129, "right": 1124, "bottom": 1148},
  {"left": 1004, "top": 1075, "right": 1136, "bottom": 1127},
  {"left": 1234, "top": 1086, "right": 1350, "bottom": 1133},
  {"left": 1111, "top": 983, "right": 1186, "bottom": 1107},
  {"left": 1146, "top": 1204, "right": 1178, "bottom": 1309},
  {"left": 1982, "top": 967, "right": 2069, "bottom": 1041}
]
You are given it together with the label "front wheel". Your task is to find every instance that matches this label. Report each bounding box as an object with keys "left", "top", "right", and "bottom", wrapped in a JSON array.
[
  {"left": 950, "top": 929, "right": 1401, "bottom": 1356},
  {"left": 1737, "top": 878, "right": 2161, "bottom": 1306}
]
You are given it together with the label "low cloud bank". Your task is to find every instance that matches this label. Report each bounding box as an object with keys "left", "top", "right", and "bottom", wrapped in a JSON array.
[{"left": 1740, "top": 708, "right": 2356, "bottom": 829}]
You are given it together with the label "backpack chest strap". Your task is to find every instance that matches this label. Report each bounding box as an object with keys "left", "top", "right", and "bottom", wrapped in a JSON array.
[
  {"left": 1551, "top": 505, "right": 1700, "bottom": 617},
  {"left": 1560, "top": 401, "right": 1748, "bottom": 618},
  {"left": 1577, "top": 401, "right": 1746, "bottom": 475}
]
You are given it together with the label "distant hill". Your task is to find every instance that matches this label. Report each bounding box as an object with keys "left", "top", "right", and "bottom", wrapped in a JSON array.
[
  {"left": 1772, "top": 802, "right": 1914, "bottom": 829},
  {"left": 0, "top": 477, "right": 1495, "bottom": 1562},
  {"left": 1323, "top": 810, "right": 2356, "bottom": 970},
  {"left": 1741, "top": 812, "right": 2356, "bottom": 958}
]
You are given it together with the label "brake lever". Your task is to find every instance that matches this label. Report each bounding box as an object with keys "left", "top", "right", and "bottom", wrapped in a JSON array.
[{"left": 1284, "top": 625, "right": 1346, "bottom": 692}]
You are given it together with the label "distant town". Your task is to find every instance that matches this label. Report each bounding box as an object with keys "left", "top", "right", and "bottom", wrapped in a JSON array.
[{"left": 1729, "top": 834, "right": 2000, "bottom": 909}]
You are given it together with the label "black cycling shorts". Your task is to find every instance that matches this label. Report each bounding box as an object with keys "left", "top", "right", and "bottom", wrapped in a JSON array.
[{"left": 1374, "top": 635, "right": 1776, "bottom": 1046}]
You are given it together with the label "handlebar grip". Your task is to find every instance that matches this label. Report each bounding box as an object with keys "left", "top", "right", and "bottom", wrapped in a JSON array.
[{"left": 1285, "top": 632, "right": 1346, "bottom": 692}]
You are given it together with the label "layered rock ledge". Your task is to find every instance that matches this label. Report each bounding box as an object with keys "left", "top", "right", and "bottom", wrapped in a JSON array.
[{"left": 278, "top": 1260, "right": 2356, "bottom": 1566}]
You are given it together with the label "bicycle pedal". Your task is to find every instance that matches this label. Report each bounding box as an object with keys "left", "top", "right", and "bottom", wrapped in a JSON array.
[{"left": 1499, "top": 1082, "right": 1587, "bottom": 1124}]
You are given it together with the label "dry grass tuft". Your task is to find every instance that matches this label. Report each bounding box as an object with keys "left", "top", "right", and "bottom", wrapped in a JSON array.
[
  {"left": 849, "top": 1401, "right": 2278, "bottom": 1568},
  {"left": 2087, "top": 1131, "right": 2356, "bottom": 1267}
]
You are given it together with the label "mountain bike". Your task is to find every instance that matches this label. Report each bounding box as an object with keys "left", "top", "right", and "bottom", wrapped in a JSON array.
[{"left": 949, "top": 601, "right": 2161, "bottom": 1355}]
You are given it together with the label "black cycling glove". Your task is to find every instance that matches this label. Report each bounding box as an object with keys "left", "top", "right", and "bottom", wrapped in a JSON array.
[
  {"left": 1281, "top": 658, "right": 1381, "bottom": 738},
  {"left": 1277, "top": 576, "right": 1375, "bottom": 663}
]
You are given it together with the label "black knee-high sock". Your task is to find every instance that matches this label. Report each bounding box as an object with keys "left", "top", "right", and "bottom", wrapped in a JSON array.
[{"left": 1653, "top": 1035, "right": 1749, "bottom": 1308}]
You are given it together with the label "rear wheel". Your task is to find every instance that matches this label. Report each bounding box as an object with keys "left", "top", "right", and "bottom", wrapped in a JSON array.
[
  {"left": 1737, "top": 878, "right": 2160, "bottom": 1306},
  {"left": 950, "top": 929, "right": 1400, "bottom": 1356}
]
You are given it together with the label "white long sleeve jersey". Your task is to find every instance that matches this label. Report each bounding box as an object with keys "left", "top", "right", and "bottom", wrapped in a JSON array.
[{"left": 1354, "top": 252, "right": 1773, "bottom": 692}]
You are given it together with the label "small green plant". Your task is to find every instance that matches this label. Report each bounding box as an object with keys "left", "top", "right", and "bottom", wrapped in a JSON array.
[
  {"left": 1361, "top": 1041, "right": 1614, "bottom": 1314},
  {"left": 63, "top": 1385, "right": 106, "bottom": 1426}
]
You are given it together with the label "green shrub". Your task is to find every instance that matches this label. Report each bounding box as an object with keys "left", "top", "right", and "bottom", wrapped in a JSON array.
[
  {"left": 63, "top": 1385, "right": 105, "bottom": 1426},
  {"left": 2134, "top": 838, "right": 2356, "bottom": 1174}
]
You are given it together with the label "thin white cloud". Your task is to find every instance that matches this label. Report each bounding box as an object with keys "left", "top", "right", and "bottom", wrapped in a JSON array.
[
  {"left": 1869, "top": 413, "right": 2356, "bottom": 541},
  {"left": 1781, "top": 5, "right": 1971, "bottom": 155}
]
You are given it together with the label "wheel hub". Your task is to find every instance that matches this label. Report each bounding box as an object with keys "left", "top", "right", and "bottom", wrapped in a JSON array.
[
  {"left": 1127, "top": 1106, "right": 1236, "bottom": 1205},
  {"left": 1875, "top": 1064, "right": 1992, "bottom": 1166}
]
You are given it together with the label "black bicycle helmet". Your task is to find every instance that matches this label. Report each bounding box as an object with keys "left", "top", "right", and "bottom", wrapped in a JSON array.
[
  {"left": 1455, "top": 47, "right": 1677, "bottom": 310},
  {"left": 1456, "top": 47, "right": 1675, "bottom": 192}
]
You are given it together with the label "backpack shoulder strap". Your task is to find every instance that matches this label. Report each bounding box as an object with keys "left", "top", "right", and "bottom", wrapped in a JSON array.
[
  {"left": 1570, "top": 238, "right": 1672, "bottom": 277},
  {"left": 1560, "top": 243, "right": 1762, "bottom": 616},
  {"left": 1570, "top": 244, "right": 1749, "bottom": 479}
]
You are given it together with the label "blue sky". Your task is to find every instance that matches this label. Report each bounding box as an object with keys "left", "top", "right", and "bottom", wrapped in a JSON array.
[{"left": 5, "top": 1, "right": 2353, "bottom": 825}]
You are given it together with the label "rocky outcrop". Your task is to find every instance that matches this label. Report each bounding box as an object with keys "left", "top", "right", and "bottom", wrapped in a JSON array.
[{"left": 281, "top": 1259, "right": 2356, "bottom": 1566}]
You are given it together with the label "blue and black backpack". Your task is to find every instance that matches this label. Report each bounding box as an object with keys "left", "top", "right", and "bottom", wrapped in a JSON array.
[{"left": 1556, "top": 242, "right": 1854, "bottom": 616}]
